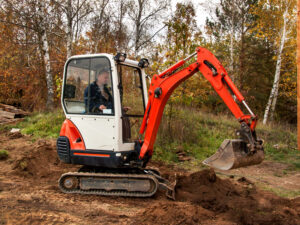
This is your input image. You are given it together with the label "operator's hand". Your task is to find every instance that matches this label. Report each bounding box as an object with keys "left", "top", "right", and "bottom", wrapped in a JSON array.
[
  {"left": 123, "top": 106, "right": 131, "bottom": 112},
  {"left": 99, "top": 105, "right": 107, "bottom": 110}
]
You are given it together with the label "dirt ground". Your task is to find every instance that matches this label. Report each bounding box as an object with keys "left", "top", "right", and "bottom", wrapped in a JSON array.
[{"left": 0, "top": 132, "right": 299, "bottom": 225}]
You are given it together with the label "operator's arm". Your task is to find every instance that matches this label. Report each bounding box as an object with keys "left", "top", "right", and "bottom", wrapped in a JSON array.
[
  {"left": 104, "top": 86, "right": 113, "bottom": 110},
  {"left": 84, "top": 84, "right": 104, "bottom": 112}
]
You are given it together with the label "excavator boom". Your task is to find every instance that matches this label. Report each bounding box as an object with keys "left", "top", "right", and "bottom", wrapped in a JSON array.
[{"left": 138, "top": 47, "right": 264, "bottom": 170}]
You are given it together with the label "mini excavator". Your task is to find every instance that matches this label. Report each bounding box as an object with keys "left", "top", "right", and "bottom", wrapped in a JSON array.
[{"left": 57, "top": 47, "right": 264, "bottom": 199}]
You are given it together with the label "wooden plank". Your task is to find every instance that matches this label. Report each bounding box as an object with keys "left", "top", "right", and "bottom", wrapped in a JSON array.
[
  {"left": 0, "top": 103, "right": 29, "bottom": 115},
  {"left": 0, "top": 110, "right": 15, "bottom": 119},
  {"left": 0, "top": 117, "right": 10, "bottom": 123},
  {"left": 0, "top": 118, "right": 24, "bottom": 126}
]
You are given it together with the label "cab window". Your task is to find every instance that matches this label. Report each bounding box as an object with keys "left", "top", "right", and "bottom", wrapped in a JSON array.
[{"left": 63, "top": 57, "right": 114, "bottom": 115}]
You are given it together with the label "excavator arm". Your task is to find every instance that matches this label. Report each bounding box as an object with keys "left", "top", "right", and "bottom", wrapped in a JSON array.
[{"left": 138, "top": 47, "right": 264, "bottom": 170}]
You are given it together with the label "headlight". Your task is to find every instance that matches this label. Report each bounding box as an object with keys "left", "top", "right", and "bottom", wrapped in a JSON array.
[
  {"left": 114, "top": 53, "right": 127, "bottom": 62},
  {"left": 138, "top": 58, "right": 149, "bottom": 68}
]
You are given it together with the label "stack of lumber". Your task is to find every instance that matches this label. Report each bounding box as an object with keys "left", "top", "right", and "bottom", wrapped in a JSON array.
[{"left": 0, "top": 103, "right": 29, "bottom": 125}]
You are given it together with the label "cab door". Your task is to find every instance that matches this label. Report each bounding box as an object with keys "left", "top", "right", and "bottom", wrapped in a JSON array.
[{"left": 116, "top": 64, "right": 146, "bottom": 145}]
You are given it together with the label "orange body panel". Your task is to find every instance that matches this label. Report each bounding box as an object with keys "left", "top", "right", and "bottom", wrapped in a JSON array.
[
  {"left": 60, "top": 119, "right": 86, "bottom": 150},
  {"left": 139, "top": 47, "right": 257, "bottom": 159},
  {"left": 73, "top": 152, "right": 110, "bottom": 157}
]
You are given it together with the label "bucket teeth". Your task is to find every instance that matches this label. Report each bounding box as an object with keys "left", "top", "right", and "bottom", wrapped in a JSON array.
[{"left": 203, "top": 139, "right": 264, "bottom": 170}]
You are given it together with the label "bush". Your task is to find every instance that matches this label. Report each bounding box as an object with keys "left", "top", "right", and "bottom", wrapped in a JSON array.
[{"left": 0, "top": 150, "right": 9, "bottom": 160}]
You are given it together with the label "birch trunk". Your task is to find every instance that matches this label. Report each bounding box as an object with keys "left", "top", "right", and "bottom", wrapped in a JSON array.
[
  {"left": 134, "top": 0, "right": 143, "bottom": 56},
  {"left": 297, "top": 0, "right": 300, "bottom": 150},
  {"left": 263, "top": 7, "right": 288, "bottom": 124},
  {"left": 229, "top": 5, "right": 235, "bottom": 81},
  {"left": 41, "top": 30, "right": 54, "bottom": 110},
  {"left": 37, "top": 0, "right": 54, "bottom": 110},
  {"left": 66, "top": 0, "right": 73, "bottom": 59}
]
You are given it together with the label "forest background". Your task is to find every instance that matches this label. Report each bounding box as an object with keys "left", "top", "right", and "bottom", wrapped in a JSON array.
[{"left": 0, "top": 0, "right": 297, "bottom": 125}]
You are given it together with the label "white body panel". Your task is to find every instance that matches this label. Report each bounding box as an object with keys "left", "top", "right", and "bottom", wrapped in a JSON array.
[
  {"left": 68, "top": 115, "right": 116, "bottom": 150},
  {"left": 62, "top": 54, "right": 148, "bottom": 152}
]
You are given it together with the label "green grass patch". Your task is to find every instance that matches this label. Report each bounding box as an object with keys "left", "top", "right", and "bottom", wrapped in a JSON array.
[
  {"left": 1, "top": 110, "right": 65, "bottom": 139},
  {"left": 153, "top": 105, "right": 298, "bottom": 169},
  {"left": 0, "top": 150, "right": 9, "bottom": 160},
  {"left": 152, "top": 144, "right": 179, "bottom": 163},
  {"left": 259, "top": 184, "right": 300, "bottom": 199}
]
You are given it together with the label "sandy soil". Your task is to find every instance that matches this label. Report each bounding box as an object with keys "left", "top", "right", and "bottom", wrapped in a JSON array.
[{"left": 0, "top": 132, "right": 299, "bottom": 225}]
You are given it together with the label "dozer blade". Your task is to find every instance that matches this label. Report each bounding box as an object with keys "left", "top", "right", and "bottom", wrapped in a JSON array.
[{"left": 202, "top": 139, "right": 264, "bottom": 170}]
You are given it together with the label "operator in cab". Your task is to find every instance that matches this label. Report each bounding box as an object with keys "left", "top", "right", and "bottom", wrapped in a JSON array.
[{"left": 84, "top": 69, "right": 113, "bottom": 114}]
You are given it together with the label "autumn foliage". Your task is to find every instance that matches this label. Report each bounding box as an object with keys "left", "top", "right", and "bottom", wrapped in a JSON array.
[{"left": 0, "top": 0, "right": 297, "bottom": 124}]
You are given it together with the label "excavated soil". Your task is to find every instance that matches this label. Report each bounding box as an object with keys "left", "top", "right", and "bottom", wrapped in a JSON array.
[{"left": 0, "top": 131, "right": 299, "bottom": 225}]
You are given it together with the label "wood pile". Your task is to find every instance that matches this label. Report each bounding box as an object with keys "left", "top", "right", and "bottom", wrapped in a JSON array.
[{"left": 0, "top": 103, "right": 29, "bottom": 125}]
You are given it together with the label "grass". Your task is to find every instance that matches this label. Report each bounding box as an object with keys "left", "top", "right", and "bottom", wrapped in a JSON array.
[
  {"left": 259, "top": 184, "right": 300, "bottom": 199},
  {"left": 0, "top": 150, "right": 9, "bottom": 160},
  {"left": 0, "top": 106, "right": 298, "bottom": 169},
  {"left": 1, "top": 110, "right": 65, "bottom": 139},
  {"left": 153, "top": 105, "right": 299, "bottom": 170}
]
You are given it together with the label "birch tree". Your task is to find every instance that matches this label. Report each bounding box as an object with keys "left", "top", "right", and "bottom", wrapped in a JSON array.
[
  {"left": 206, "top": 0, "right": 257, "bottom": 84},
  {"left": 89, "top": 0, "right": 110, "bottom": 53},
  {"left": 219, "top": 0, "right": 239, "bottom": 81},
  {"left": 0, "top": 0, "right": 58, "bottom": 109},
  {"left": 297, "top": 0, "right": 300, "bottom": 150},
  {"left": 53, "top": 0, "right": 92, "bottom": 58},
  {"left": 128, "top": 0, "right": 170, "bottom": 56},
  {"left": 36, "top": 1, "right": 54, "bottom": 109},
  {"left": 114, "top": 0, "right": 130, "bottom": 52},
  {"left": 253, "top": 0, "right": 297, "bottom": 124}
]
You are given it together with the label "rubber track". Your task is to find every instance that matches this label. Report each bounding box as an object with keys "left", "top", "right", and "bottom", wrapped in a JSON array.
[{"left": 58, "top": 172, "right": 159, "bottom": 198}]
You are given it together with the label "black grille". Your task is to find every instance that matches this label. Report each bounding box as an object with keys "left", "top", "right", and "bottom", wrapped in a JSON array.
[{"left": 57, "top": 136, "right": 71, "bottom": 163}]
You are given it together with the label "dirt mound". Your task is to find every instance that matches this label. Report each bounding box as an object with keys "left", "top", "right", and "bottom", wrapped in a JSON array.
[
  {"left": 166, "top": 169, "right": 299, "bottom": 225},
  {"left": 176, "top": 168, "right": 243, "bottom": 210},
  {"left": 137, "top": 169, "right": 300, "bottom": 225},
  {"left": 136, "top": 202, "right": 215, "bottom": 225},
  {"left": 12, "top": 139, "right": 62, "bottom": 178}
]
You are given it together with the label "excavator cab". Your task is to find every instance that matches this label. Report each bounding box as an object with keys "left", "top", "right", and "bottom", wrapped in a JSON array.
[{"left": 58, "top": 53, "right": 149, "bottom": 168}]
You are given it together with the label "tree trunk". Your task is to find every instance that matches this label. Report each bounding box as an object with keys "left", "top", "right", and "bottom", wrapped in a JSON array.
[
  {"left": 66, "top": 0, "right": 73, "bottom": 59},
  {"left": 263, "top": 7, "right": 288, "bottom": 124},
  {"left": 297, "top": 0, "right": 300, "bottom": 150},
  {"left": 41, "top": 30, "right": 54, "bottom": 110},
  {"left": 229, "top": 4, "right": 235, "bottom": 81},
  {"left": 239, "top": 16, "right": 245, "bottom": 90},
  {"left": 36, "top": 0, "right": 54, "bottom": 110},
  {"left": 134, "top": 0, "right": 143, "bottom": 56}
]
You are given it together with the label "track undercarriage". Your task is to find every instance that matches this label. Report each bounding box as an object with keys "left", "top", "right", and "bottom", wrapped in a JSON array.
[{"left": 59, "top": 167, "right": 176, "bottom": 200}]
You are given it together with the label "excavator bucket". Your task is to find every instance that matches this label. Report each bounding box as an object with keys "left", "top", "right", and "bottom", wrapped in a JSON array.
[{"left": 202, "top": 139, "right": 264, "bottom": 170}]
